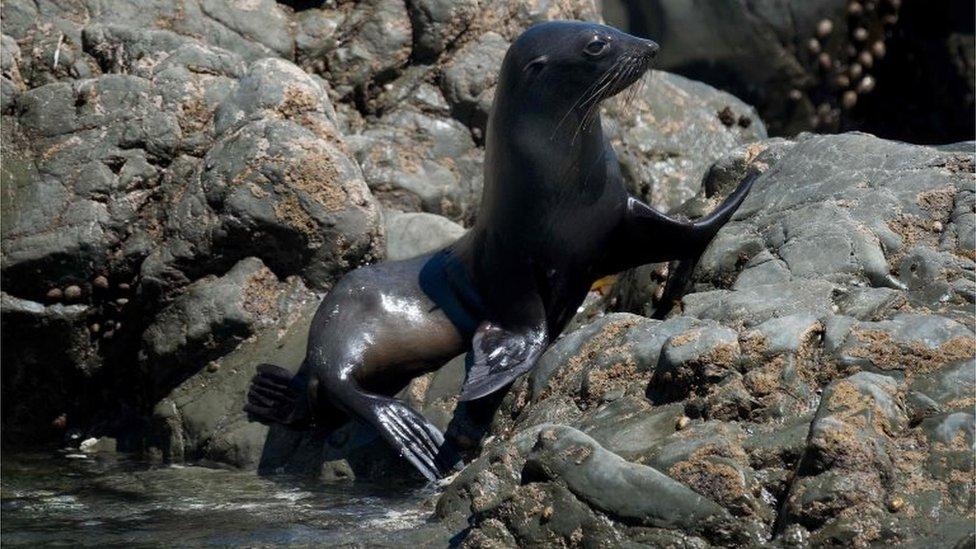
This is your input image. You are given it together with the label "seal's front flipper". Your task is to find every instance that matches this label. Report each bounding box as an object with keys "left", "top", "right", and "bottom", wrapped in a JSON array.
[
  {"left": 604, "top": 172, "right": 758, "bottom": 272},
  {"left": 458, "top": 322, "right": 548, "bottom": 402},
  {"left": 369, "top": 398, "right": 463, "bottom": 481},
  {"left": 244, "top": 364, "right": 313, "bottom": 429}
]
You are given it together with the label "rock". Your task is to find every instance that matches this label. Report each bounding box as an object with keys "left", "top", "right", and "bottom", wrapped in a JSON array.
[
  {"left": 745, "top": 313, "right": 823, "bottom": 357},
  {"left": 406, "top": 0, "right": 481, "bottom": 62},
  {"left": 447, "top": 424, "right": 746, "bottom": 546},
  {"left": 1, "top": 292, "right": 92, "bottom": 443},
  {"left": 348, "top": 109, "right": 483, "bottom": 221},
  {"left": 834, "top": 313, "right": 974, "bottom": 376},
  {"left": 141, "top": 257, "right": 314, "bottom": 397},
  {"left": 523, "top": 313, "right": 692, "bottom": 422},
  {"left": 150, "top": 296, "right": 317, "bottom": 468},
  {"left": 63, "top": 285, "right": 83, "bottom": 301},
  {"left": 384, "top": 212, "right": 465, "bottom": 261},
  {"left": 79, "top": 436, "right": 117, "bottom": 453},
  {"left": 604, "top": 71, "right": 767, "bottom": 210},
  {"left": 321, "top": 0, "right": 411, "bottom": 98},
  {"left": 212, "top": 57, "right": 338, "bottom": 136},
  {"left": 439, "top": 31, "right": 509, "bottom": 138},
  {"left": 651, "top": 320, "right": 741, "bottom": 403},
  {"left": 523, "top": 425, "right": 729, "bottom": 530},
  {"left": 605, "top": 0, "right": 975, "bottom": 143}
]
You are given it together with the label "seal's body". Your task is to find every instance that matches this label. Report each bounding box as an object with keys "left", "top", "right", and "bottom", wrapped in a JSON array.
[{"left": 246, "top": 21, "right": 756, "bottom": 481}]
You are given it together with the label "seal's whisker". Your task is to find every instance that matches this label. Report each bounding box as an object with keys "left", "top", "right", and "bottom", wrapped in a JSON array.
[
  {"left": 554, "top": 58, "right": 623, "bottom": 133},
  {"left": 551, "top": 57, "right": 626, "bottom": 140},
  {"left": 572, "top": 58, "right": 631, "bottom": 142},
  {"left": 574, "top": 64, "right": 623, "bottom": 138},
  {"left": 623, "top": 63, "right": 645, "bottom": 105}
]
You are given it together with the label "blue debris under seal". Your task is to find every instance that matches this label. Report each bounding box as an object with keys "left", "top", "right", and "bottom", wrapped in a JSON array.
[{"left": 418, "top": 249, "right": 487, "bottom": 344}]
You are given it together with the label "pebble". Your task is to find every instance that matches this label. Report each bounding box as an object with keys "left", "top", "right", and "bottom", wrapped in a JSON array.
[
  {"left": 64, "top": 285, "right": 82, "bottom": 301},
  {"left": 817, "top": 19, "right": 834, "bottom": 37},
  {"left": 840, "top": 90, "right": 857, "bottom": 109},
  {"left": 858, "top": 50, "right": 873, "bottom": 68},
  {"left": 835, "top": 74, "right": 851, "bottom": 88},
  {"left": 789, "top": 89, "right": 804, "bottom": 101},
  {"left": 871, "top": 41, "right": 886, "bottom": 59},
  {"left": 849, "top": 63, "right": 863, "bottom": 79},
  {"left": 46, "top": 288, "right": 63, "bottom": 301},
  {"left": 207, "top": 362, "right": 221, "bottom": 373},
  {"left": 848, "top": 2, "right": 864, "bottom": 16},
  {"left": 888, "top": 496, "right": 905, "bottom": 512},
  {"left": 90, "top": 323, "right": 100, "bottom": 334},
  {"left": 853, "top": 27, "right": 869, "bottom": 42},
  {"left": 118, "top": 282, "right": 130, "bottom": 291},
  {"left": 79, "top": 438, "right": 99, "bottom": 452},
  {"left": 857, "top": 75, "right": 876, "bottom": 94},
  {"left": 807, "top": 38, "right": 821, "bottom": 54},
  {"left": 93, "top": 275, "right": 109, "bottom": 289},
  {"left": 818, "top": 53, "right": 832, "bottom": 70},
  {"left": 932, "top": 221, "right": 943, "bottom": 232},
  {"left": 676, "top": 416, "right": 691, "bottom": 430},
  {"left": 116, "top": 298, "right": 129, "bottom": 306}
]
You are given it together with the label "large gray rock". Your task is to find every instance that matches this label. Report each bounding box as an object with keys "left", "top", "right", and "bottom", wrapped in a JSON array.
[
  {"left": 1, "top": 17, "right": 384, "bottom": 442},
  {"left": 604, "top": 70, "right": 767, "bottom": 210},
  {"left": 661, "top": 133, "right": 975, "bottom": 331},
  {"left": 348, "top": 109, "right": 483, "bottom": 222},
  {"left": 141, "top": 257, "right": 313, "bottom": 398},
  {"left": 384, "top": 211, "right": 465, "bottom": 261}
]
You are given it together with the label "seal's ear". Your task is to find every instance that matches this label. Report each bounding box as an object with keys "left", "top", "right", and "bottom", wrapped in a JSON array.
[{"left": 522, "top": 55, "right": 548, "bottom": 77}]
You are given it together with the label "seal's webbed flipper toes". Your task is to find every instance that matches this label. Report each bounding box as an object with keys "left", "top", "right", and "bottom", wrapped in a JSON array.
[
  {"left": 372, "top": 399, "right": 463, "bottom": 481},
  {"left": 244, "top": 364, "right": 312, "bottom": 429},
  {"left": 458, "top": 322, "right": 548, "bottom": 402}
]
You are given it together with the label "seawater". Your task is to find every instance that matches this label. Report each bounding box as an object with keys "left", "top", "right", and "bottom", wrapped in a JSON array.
[{"left": 1, "top": 452, "right": 450, "bottom": 547}]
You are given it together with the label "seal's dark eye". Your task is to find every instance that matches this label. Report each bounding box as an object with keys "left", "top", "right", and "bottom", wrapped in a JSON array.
[{"left": 584, "top": 39, "right": 608, "bottom": 57}]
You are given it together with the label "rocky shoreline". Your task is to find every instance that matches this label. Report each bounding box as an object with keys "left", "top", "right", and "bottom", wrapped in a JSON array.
[{"left": 2, "top": 1, "right": 973, "bottom": 547}]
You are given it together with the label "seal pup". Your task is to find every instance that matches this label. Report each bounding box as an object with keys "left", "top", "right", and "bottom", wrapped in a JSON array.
[{"left": 245, "top": 20, "right": 757, "bottom": 481}]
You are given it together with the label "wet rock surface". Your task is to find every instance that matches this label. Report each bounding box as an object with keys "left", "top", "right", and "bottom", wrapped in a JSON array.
[
  {"left": 437, "top": 132, "right": 974, "bottom": 547},
  {"left": 1, "top": 2, "right": 973, "bottom": 548}
]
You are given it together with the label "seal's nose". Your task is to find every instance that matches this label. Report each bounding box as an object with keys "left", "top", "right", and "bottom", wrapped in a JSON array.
[{"left": 643, "top": 39, "right": 660, "bottom": 59}]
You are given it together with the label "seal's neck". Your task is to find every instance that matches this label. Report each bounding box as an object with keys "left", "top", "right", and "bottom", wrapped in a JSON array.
[{"left": 482, "top": 88, "right": 608, "bottom": 202}]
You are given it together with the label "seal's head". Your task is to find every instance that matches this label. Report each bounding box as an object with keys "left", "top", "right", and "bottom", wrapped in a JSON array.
[{"left": 497, "top": 20, "right": 659, "bottom": 111}]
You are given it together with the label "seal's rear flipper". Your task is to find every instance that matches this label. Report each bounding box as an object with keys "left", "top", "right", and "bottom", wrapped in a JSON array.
[
  {"left": 244, "top": 364, "right": 313, "bottom": 430},
  {"left": 458, "top": 321, "right": 548, "bottom": 402},
  {"left": 369, "top": 398, "right": 464, "bottom": 481}
]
